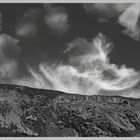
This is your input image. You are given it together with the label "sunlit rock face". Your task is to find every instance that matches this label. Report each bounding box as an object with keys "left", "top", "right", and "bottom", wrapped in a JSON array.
[{"left": 0, "top": 84, "right": 140, "bottom": 137}]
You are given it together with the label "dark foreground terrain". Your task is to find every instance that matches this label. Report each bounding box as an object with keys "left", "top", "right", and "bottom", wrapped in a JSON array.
[{"left": 0, "top": 84, "right": 140, "bottom": 136}]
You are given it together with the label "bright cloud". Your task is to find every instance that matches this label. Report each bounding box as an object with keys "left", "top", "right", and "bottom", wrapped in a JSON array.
[
  {"left": 118, "top": 4, "right": 140, "bottom": 41},
  {"left": 84, "top": 3, "right": 140, "bottom": 41},
  {"left": 13, "top": 33, "right": 140, "bottom": 97}
]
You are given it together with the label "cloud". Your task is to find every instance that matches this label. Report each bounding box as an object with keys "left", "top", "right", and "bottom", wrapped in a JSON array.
[
  {"left": 16, "top": 22, "right": 37, "bottom": 38},
  {"left": 0, "top": 61, "right": 17, "bottom": 80},
  {"left": 0, "top": 34, "right": 20, "bottom": 79},
  {"left": 0, "top": 34, "right": 20, "bottom": 59},
  {"left": 16, "top": 9, "right": 41, "bottom": 38},
  {"left": 14, "top": 33, "right": 140, "bottom": 97},
  {"left": 64, "top": 33, "right": 139, "bottom": 91},
  {"left": 16, "top": 5, "right": 69, "bottom": 38},
  {"left": 84, "top": 3, "right": 130, "bottom": 20},
  {"left": 44, "top": 4, "right": 69, "bottom": 35},
  {"left": 84, "top": 3, "right": 140, "bottom": 41},
  {"left": 118, "top": 4, "right": 140, "bottom": 41},
  {"left": 65, "top": 35, "right": 111, "bottom": 64}
]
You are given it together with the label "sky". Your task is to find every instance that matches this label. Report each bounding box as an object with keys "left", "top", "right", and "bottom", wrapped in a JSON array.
[{"left": 1, "top": 3, "right": 140, "bottom": 97}]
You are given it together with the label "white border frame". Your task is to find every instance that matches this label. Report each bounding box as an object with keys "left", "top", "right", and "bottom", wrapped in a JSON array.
[
  {"left": 0, "top": 1, "right": 139, "bottom": 140},
  {"left": 0, "top": 0, "right": 139, "bottom": 3}
]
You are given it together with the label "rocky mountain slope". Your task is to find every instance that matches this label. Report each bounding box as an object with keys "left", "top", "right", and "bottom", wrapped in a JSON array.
[{"left": 0, "top": 84, "right": 140, "bottom": 136}]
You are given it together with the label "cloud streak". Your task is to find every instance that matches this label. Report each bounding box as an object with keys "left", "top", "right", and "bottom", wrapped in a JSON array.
[{"left": 13, "top": 33, "right": 140, "bottom": 97}]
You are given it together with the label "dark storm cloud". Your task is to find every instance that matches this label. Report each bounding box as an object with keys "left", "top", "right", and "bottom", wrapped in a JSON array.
[{"left": 84, "top": 3, "right": 140, "bottom": 41}]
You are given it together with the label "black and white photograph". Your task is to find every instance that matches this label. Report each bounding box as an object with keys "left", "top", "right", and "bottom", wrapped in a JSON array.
[{"left": 0, "top": 1, "right": 140, "bottom": 137}]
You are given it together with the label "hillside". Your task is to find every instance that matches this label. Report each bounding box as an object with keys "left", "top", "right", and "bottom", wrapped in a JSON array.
[{"left": 0, "top": 84, "right": 139, "bottom": 136}]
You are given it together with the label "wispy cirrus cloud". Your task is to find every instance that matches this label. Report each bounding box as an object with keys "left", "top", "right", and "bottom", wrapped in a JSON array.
[{"left": 14, "top": 33, "right": 140, "bottom": 97}]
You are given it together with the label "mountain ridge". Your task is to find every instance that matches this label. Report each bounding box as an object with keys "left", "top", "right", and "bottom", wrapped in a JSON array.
[{"left": 0, "top": 84, "right": 139, "bottom": 136}]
